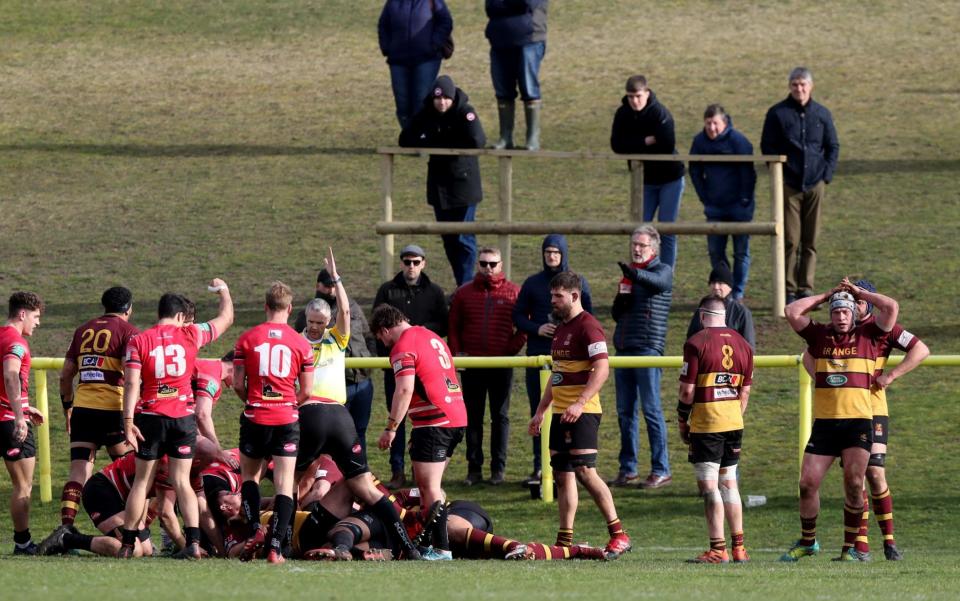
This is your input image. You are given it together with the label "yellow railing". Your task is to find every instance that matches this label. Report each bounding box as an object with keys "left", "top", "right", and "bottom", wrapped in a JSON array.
[{"left": 29, "top": 354, "right": 958, "bottom": 504}]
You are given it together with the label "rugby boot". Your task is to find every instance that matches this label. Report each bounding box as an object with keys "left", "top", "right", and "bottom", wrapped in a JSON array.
[
  {"left": 13, "top": 541, "right": 38, "bottom": 556},
  {"left": 239, "top": 527, "right": 266, "bottom": 562},
  {"left": 171, "top": 542, "right": 202, "bottom": 560},
  {"left": 421, "top": 545, "right": 453, "bottom": 561},
  {"left": 576, "top": 546, "right": 608, "bottom": 561},
  {"left": 504, "top": 544, "right": 531, "bottom": 560},
  {"left": 779, "top": 539, "right": 820, "bottom": 562},
  {"left": 731, "top": 546, "right": 750, "bottom": 563},
  {"left": 414, "top": 500, "right": 445, "bottom": 547},
  {"left": 302, "top": 545, "right": 352, "bottom": 561},
  {"left": 687, "top": 549, "right": 730, "bottom": 564},
  {"left": 832, "top": 548, "right": 870, "bottom": 562},
  {"left": 117, "top": 543, "right": 135, "bottom": 559},
  {"left": 884, "top": 543, "right": 903, "bottom": 561},
  {"left": 266, "top": 549, "right": 285, "bottom": 564},
  {"left": 38, "top": 525, "right": 70, "bottom": 556},
  {"left": 603, "top": 532, "right": 632, "bottom": 560}
]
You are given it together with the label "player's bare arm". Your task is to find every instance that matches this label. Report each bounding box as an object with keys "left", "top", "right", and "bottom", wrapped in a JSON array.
[
  {"left": 205, "top": 278, "right": 234, "bottom": 336},
  {"left": 784, "top": 290, "right": 833, "bottom": 332},
  {"left": 326, "top": 247, "right": 351, "bottom": 339},
  {"left": 528, "top": 381, "right": 553, "bottom": 436},
  {"left": 843, "top": 278, "right": 900, "bottom": 332},
  {"left": 876, "top": 339, "right": 930, "bottom": 389},
  {"left": 3, "top": 356, "right": 28, "bottom": 443},
  {"left": 378, "top": 372, "right": 415, "bottom": 450},
  {"left": 232, "top": 363, "right": 247, "bottom": 402},
  {"left": 59, "top": 357, "right": 78, "bottom": 425},
  {"left": 740, "top": 385, "right": 751, "bottom": 415},
  {"left": 561, "top": 358, "right": 609, "bottom": 423},
  {"left": 121, "top": 365, "right": 144, "bottom": 450},
  {"left": 677, "top": 382, "right": 695, "bottom": 444},
  {"left": 296, "top": 370, "right": 313, "bottom": 405}
]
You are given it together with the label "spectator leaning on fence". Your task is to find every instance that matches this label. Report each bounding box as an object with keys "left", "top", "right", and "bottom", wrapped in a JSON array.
[
  {"left": 611, "top": 74, "right": 685, "bottom": 269},
  {"left": 485, "top": 0, "right": 548, "bottom": 151},
  {"left": 686, "top": 263, "right": 756, "bottom": 350},
  {"left": 761, "top": 67, "right": 839, "bottom": 304},
  {"left": 378, "top": 0, "right": 454, "bottom": 130},
  {"left": 689, "top": 104, "right": 757, "bottom": 301},
  {"left": 610, "top": 225, "right": 674, "bottom": 489},
  {"left": 399, "top": 75, "right": 486, "bottom": 286}
]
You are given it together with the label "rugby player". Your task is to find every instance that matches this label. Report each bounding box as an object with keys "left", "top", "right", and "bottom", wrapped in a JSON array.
[
  {"left": 528, "top": 272, "right": 631, "bottom": 560},
  {"left": 233, "top": 281, "right": 315, "bottom": 564},
  {"left": 192, "top": 350, "right": 236, "bottom": 467},
  {"left": 781, "top": 278, "right": 898, "bottom": 562},
  {"left": 678, "top": 296, "right": 753, "bottom": 563},
  {"left": 118, "top": 281, "right": 233, "bottom": 559},
  {"left": 373, "top": 303, "right": 468, "bottom": 561},
  {"left": 1, "top": 292, "right": 46, "bottom": 555},
  {"left": 57, "top": 286, "right": 139, "bottom": 529}
]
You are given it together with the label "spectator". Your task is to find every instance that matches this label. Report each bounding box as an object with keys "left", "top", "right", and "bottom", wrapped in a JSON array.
[
  {"left": 611, "top": 75, "right": 685, "bottom": 269},
  {"left": 485, "top": 0, "right": 549, "bottom": 151},
  {"left": 449, "top": 247, "right": 526, "bottom": 485},
  {"left": 400, "top": 75, "right": 486, "bottom": 286},
  {"left": 686, "top": 263, "right": 756, "bottom": 350},
  {"left": 294, "top": 269, "right": 378, "bottom": 452},
  {"left": 611, "top": 225, "right": 673, "bottom": 489},
  {"left": 761, "top": 67, "right": 839, "bottom": 304},
  {"left": 378, "top": 0, "right": 453, "bottom": 129},
  {"left": 689, "top": 104, "right": 757, "bottom": 300},
  {"left": 373, "top": 243, "right": 448, "bottom": 488},
  {"left": 512, "top": 234, "right": 592, "bottom": 483}
]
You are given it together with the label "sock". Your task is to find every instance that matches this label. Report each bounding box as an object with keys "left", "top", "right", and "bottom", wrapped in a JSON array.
[
  {"left": 184, "top": 526, "right": 201, "bottom": 546},
  {"left": 240, "top": 480, "right": 261, "bottom": 530},
  {"left": 461, "top": 527, "right": 520, "bottom": 559},
  {"left": 269, "top": 495, "right": 294, "bottom": 553},
  {"left": 13, "top": 529, "right": 31, "bottom": 546},
  {"left": 732, "top": 531, "right": 744, "bottom": 549},
  {"left": 372, "top": 496, "right": 416, "bottom": 556},
  {"left": 800, "top": 515, "right": 817, "bottom": 546},
  {"left": 872, "top": 488, "right": 896, "bottom": 547},
  {"left": 855, "top": 488, "right": 870, "bottom": 553},
  {"left": 63, "top": 532, "right": 94, "bottom": 552},
  {"left": 329, "top": 528, "right": 356, "bottom": 551},
  {"left": 556, "top": 528, "right": 573, "bottom": 547},
  {"left": 842, "top": 503, "right": 863, "bottom": 552},
  {"left": 431, "top": 504, "right": 450, "bottom": 551},
  {"left": 710, "top": 537, "right": 726, "bottom": 552},
  {"left": 121, "top": 528, "right": 138, "bottom": 547},
  {"left": 60, "top": 481, "right": 84, "bottom": 526},
  {"left": 606, "top": 518, "right": 624, "bottom": 537}
]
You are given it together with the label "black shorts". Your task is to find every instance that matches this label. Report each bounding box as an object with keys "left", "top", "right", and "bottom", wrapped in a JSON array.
[
  {"left": 548, "top": 413, "right": 601, "bottom": 453},
  {"left": 135, "top": 413, "right": 196, "bottom": 460},
  {"left": 82, "top": 473, "right": 125, "bottom": 528},
  {"left": 872, "top": 415, "right": 889, "bottom": 446},
  {"left": 70, "top": 407, "right": 126, "bottom": 449},
  {"left": 688, "top": 430, "right": 743, "bottom": 467},
  {"left": 239, "top": 414, "right": 299, "bottom": 460},
  {"left": 296, "top": 403, "right": 369, "bottom": 479},
  {"left": 449, "top": 500, "right": 493, "bottom": 533},
  {"left": 409, "top": 426, "right": 464, "bottom": 463},
  {"left": 0, "top": 421, "right": 36, "bottom": 462},
  {"left": 295, "top": 504, "right": 343, "bottom": 554},
  {"left": 805, "top": 418, "right": 872, "bottom": 457}
]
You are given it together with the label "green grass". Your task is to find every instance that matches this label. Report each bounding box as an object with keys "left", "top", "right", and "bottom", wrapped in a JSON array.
[{"left": 1, "top": 1, "right": 959, "bottom": 598}]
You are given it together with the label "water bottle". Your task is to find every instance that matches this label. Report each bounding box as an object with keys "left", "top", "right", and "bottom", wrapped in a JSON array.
[{"left": 745, "top": 495, "right": 767, "bottom": 508}]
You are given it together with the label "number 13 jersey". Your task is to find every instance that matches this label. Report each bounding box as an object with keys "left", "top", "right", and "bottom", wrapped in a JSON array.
[{"left": 389, "top": 326, "right": 466, "bottom": 429}]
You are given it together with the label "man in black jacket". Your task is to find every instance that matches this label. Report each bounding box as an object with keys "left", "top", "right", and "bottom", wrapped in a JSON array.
[
  {"left": 685, "top": 263, "right": 756, "bottom": 349},
  {"left": 373, "top": 244, "right": 448, "bottom": 489},
  {"left": 400, "top": 75, "right": 486, "bottom": 286},
  {"left": 761, "top": 67, "right": 839, "bottom": 304}
]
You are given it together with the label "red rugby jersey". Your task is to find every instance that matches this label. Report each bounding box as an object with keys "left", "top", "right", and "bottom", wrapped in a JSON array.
[
  {"left": 234, "top": 322, "right": 314, "bottom": 426},
  {"left": 389, "top": 326, "right": 466, "bottom": 428},
  {"left": 193, "top": 358, "right": 223, "bottom": 406},
  {"left": 125, "top": 323, "right": 218, "bottom": 418},
  {"left": 0, "top": 325, "right": 30, "bottom": 422}
]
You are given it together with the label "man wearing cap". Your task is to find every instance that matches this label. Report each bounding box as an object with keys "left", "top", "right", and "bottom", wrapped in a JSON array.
[
  {"left": 294, "top": 269, "right": 377, "bottom": 451},
  {"left": 781, "top": 278, "right": 898, "bottom": 562},
  {"left": 761, "top": 67, "right": 840, "bottom": 304},
  {"left": 399, "top": 75, "right": 486, "bottom": 286},
  {"left": 686, "top": 263, "right": 755, "bottom": 349},
  {"left": 373, "top": 244, "right": 449, "bottom": 488}
]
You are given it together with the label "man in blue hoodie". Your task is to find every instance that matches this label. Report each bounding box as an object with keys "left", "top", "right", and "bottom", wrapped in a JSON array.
[
  {"left": 513, "top": 234, "right": 592, "bottom": 483},
  {"left": 689, "top": 105, "right": 757, "bottom": 301}
]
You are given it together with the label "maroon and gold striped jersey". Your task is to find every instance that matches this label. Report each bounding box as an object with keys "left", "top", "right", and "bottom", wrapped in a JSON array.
[
  {"left": 863, "top": 314, "right": 922, "bottom": 417},
  {"left": 681, "top": 327, "right": 753, "bottom": 433},
  {"left": 550, "top": 311, "right": 608, "bottom": 415},
  {"left": 65, "top": 314, "right": 139, "bottom": 411}
]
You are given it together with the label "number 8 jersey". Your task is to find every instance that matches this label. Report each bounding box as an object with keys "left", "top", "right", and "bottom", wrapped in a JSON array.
[
  {"left": 124, "top": 322, "right": 218, "bottom": 418},
  {"left": 233, "top": 323, "right": 314, "bottom": 426},
  {"left": 389, "top": 325, "right": 467, "bottom": 429}
]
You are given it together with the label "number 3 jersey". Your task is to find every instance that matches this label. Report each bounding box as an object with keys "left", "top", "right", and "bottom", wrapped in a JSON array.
[
  {"left": 65, "top": 314, "right": 140, "bottom": 411},
  {"left": 389, "top": 326, "right": 467, "bottom": 429},
  {"left": 680, "top": 327, "right": 754, "bottom": 433},
  {"left": 233, "top": 323, "right": 314, "bottom": 426},
  {"left": 124, "top": 322, "right": 218, "bottom": 418}
]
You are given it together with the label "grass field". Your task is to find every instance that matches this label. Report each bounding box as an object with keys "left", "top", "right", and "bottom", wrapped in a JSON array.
[{"left": 1, "top": 1, "right": 959, "bottom": 599}]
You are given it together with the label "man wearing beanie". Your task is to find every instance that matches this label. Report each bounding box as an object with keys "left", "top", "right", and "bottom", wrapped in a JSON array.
[
  {"left": 686, "top": 263, "right": 755, "bottom": 349},
  {"left": 399, "top": 75, "right": 486, "bottom": 286},
  {"left": 782, "top": 278, "right": 899, "bottom": 563}
]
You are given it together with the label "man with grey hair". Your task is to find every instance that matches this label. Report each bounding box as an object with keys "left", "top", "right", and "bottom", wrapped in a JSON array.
[
  {"left": 761, "top": 67, "right": 839, "bottom": 304},
  {"left": 610, "top": 225, "right": 674, "bottom": 489}
]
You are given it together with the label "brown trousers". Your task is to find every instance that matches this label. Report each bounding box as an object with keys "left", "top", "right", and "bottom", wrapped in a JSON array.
[{"left": 783, "top": 180, "right": 826, "bottom": 295}]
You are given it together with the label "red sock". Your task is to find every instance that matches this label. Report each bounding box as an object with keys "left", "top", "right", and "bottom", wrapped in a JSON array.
[
  {"left": 462, "top": 528, "right": 520, "bottom": 559},
  {"left": 872, "top": 488, "right": 896, "bottom": 547},
  {"left": 842, "top": 503, "right": 862, "bottom": 552},
  {"left": 60, "top": 481, "right": 84, "bottom": 526},
  {"left": 606, "top": 518, "right": 624, "bottom": 537},
  {"left": 555, "top": 528, "right": 573, "bottom": 547},
  {"left": 855, "top": 488, "right": 870, "bottom": 553},
  {"left": 710, "top": 537, "right": 726, "bottom": 552},
  {"left": 800, "top": 515, "right": 818, "bottom": 545},
  {"left": 731, "top": 531, "right": 744, "bottom": 549}
]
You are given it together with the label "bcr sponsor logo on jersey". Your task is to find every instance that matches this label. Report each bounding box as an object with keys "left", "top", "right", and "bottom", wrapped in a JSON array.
[
  {"left": 825, "top": 374, "right": 848, "bottom": 386},
  {"left": 80, "top": 370, "right": 105, "bottom": 382},
  {"left": 81, "top": 356, "right": 104, "bottom": 368}
]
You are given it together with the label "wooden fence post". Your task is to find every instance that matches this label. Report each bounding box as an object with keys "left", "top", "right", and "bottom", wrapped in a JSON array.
[
  {"left": 770, "top": 161, "right": 786, "bottom": 317},
  {"left": 499, "top": 156, "right": 513, "bottom": 280},
  {"left": 381, "top": 153, "right": 394, "bottom": 282}
]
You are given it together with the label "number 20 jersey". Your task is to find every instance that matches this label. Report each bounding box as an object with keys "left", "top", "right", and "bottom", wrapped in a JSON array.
[
  {"left": 125, "top": 323, "right": 217, "bottom": 418},
  {"left": 389, "top": 326, "right": 467, "bottom": 429},
  {"left": 65, "top": 314, "right": 140, "bottom": 411}
]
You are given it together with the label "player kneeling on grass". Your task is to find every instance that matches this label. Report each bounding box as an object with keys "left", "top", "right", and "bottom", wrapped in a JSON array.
[{"left": 678, "top": 295, "right": 753, "bottom": 564}]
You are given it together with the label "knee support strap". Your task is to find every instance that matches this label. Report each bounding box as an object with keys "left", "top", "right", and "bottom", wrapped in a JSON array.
[
  {"left": 550, "top": 452, "right": 572, "bottom": 472},
  {"left": 702, "top": 488, "right": 722, "bottom": 505},
  {"left": 70, "top": 446, "right": 96, "bottom": 462},
  {"left": 569, "top": 453, "right": 598, "bottom": 470},
  {"left": 868, "top": 453, "right": 886, "bottom": 467},
  {"left": 694, "top": 462, "right": 720, "bottom": 482},
  {"left": 340, "top": 522, "right": 364, "bottom": 546}
]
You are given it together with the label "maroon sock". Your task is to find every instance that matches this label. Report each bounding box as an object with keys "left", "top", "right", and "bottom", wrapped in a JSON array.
[
  {"left": 842, "top": 503, "right": 863, "bottom": 552},
  {"left": 872, "top": 488, "right": 896, "bottom": 547},
  {"left": 60, "top": 481, "right": 84, "bottom": 526}
]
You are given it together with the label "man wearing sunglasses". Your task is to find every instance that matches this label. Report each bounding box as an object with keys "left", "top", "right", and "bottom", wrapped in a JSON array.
[{"left": 449, "top": 247, "right": 526, "bottom": 486}]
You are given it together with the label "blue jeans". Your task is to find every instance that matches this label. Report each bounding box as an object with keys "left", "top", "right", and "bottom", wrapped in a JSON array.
[
  {"left": 382, "top": 370, "right": 405, "bottom": 474},
  {"left": 389, "top": 59, "right": 442, "bottom": 129},
  {"left": 433, "top": 203, "right": 477, "bottom": 286},
  {"left": 707, "top": 226, "right": 751, "bottom": 300},
  {"left": 614, "top": 348, "right": 670, "bottom": 477},
  {"left": 490, "top": 42, "right": 546, "bottom": 101},
  {"left": 345, "top": 379, "right": 373, "bottom": 454},
  {"left": 524, "top": 366, "right": 547, "bottom": 473},
  {"left": 643, "top": 177, "right": 685, "bottom": 269}
]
